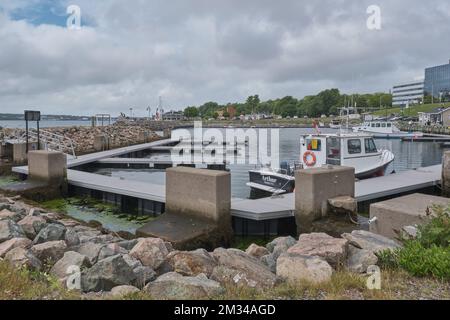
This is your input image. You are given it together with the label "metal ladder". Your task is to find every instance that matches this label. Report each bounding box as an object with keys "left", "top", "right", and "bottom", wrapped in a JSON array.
[{"left": 23, "top": 128, "right": 77, "bottom": 159}]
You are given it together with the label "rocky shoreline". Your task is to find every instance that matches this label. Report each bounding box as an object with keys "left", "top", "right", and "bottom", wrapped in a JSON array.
[
  {"left": 0, "top": 122, "right": 162, "bottom": 155},
  {"left": 0, "top": 194, "right": 404, "bottom": 299}
]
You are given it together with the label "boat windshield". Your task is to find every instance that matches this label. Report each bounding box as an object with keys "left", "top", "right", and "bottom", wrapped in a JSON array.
[{"left": 326, "top": 137, "right": 341, "bottom": 165}]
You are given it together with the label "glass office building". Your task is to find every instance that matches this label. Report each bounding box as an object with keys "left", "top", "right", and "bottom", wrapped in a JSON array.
[{"left": 424, "top": 61, "right": 450, "bottom": 102}]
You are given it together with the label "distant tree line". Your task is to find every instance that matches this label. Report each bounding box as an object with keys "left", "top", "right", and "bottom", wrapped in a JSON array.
[{"left": 183, "top": 89, "right": 392, "bottom": 119}]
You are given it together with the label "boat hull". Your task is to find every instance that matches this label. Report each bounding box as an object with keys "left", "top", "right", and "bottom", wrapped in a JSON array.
[{"left": 356, "top": 131, "right": 423, "bottom": 139}]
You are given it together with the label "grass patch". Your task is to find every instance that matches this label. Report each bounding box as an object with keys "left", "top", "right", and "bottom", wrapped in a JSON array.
[{"left": 0, "top": 260, "right": 79, "bottom": 300}]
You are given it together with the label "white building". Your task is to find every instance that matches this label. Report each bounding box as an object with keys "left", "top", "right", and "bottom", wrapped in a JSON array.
[{"left": 392, "top": 80, "right": 424, "bottom": 107}]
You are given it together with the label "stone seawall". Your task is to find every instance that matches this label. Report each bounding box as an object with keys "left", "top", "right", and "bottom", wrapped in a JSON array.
[{"left": 0, "top": 193, "right": 402, "bottom": 298}]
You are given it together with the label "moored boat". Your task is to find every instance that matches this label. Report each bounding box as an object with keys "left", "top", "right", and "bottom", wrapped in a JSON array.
[{"left": 247, "top": 132, "right": 395, "bottom": 197}]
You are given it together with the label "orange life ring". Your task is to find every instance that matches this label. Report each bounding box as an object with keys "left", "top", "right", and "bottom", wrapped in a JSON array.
[{"left": 303, "top": 151, "right": 317, "bottom": 167}]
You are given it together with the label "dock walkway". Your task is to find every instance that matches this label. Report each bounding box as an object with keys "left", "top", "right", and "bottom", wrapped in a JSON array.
[{"left": 12, "top": 140, "right": 443, "bottom": 221}]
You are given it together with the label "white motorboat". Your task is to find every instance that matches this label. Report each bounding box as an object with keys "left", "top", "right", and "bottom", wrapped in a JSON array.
[
  {"left": 352, "top": 120, "right": 423, "bottom": 139},
  {"left": 247, "top": 132, "right": 395, "bottom": 196}
]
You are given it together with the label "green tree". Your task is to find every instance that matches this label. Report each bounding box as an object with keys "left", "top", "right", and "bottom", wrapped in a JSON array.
[
  {"left": 246, "top": 95, "right": 260, "bottom": 114},
  {"left": 184, "top": 106, "right": 199, "bottom": 118}
]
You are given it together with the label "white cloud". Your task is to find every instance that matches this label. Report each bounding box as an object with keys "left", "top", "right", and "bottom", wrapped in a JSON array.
[{"left": 0, "top": 0, "right": 449, "bottom": 115}]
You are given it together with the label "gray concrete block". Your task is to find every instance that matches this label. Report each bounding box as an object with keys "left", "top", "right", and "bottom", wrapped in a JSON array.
[
  {"left": 295, "top": 166, "right": 355, "bottom": 234},
  {"left": 28, "top": 150, "right": 67, "bottom": 184},
  {"left": 370, "top": 193, "right": 450, "bottom": 239}
]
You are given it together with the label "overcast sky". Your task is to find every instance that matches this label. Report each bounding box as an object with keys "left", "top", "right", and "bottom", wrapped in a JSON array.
[{"left": 0, "top": 0, "right": 449, "bottom": 116}]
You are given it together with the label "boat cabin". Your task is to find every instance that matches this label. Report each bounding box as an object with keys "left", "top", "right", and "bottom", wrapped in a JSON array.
[{"left": 300, "top": 133, "right": 381, "bottom": 170}]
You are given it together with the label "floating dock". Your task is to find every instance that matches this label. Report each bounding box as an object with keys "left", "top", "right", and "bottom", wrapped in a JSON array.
[{"left": 13, "top": 135, "right": 442, "bottom": 222}]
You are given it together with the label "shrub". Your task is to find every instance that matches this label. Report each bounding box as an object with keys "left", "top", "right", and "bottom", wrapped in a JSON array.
[
  {"left": 417, "top": 206, "right": 450, "bottom": 248},
  {"left": 396, "top": 241, "right": 450, "bottom": 280},
  {"left": 377, "top": 205, "right": 450, "bottom": 280}
]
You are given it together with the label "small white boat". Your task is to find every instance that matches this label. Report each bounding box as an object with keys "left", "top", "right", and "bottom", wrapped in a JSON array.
[
  {"left": 247, "top": 132, "right": 395, "bottom": 196},
  {"left": 329, "top": 119, "right": 341, "bottom": 129},
  {"left": 352, "top": 120, "right": 423, "bottom": 139}
]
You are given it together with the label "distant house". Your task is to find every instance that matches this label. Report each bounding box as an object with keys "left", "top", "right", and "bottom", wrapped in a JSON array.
[
  {"left": 162, "top": 111, "right": 185, "bottom": 121},
  {"left": 418, "top": 107, "right": 450, "bottom": 126}
]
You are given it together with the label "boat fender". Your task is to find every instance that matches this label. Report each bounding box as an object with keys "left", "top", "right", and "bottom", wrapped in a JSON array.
[{"left": 303, "top": 151, "right": 317, "bottom": 167}]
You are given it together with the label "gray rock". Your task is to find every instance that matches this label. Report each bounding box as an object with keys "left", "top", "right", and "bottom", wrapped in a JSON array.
[
  {"left": 0, "top": 209, "right": 23, "bottom": 222},
  {"left": 4, "top": 247, "right": 42, "bottom": 271},
  {"left": 33, "top": 223, "right": 66, "bottom": 244},
  {"left": 346, "top": 245, "right": 378, "bottom": 274},
  {"left": 82, "top": 255, "right": 136, "bottom": 292},
  {"left": 110, "top": 285, "right": 140, "bottom": 297},
  {"left": 266, "top": 236, "right": 297, "bottom": 260},
  {"left": 133, "top": 266, "right": 157, "bottom": 287},
  {"left": 117, "top": 239, "right": 138, "bottom": 251},
  {"left": 211, "top": 248, "right": 277, "bottom": 289},
  {"left": 341, "top": 230, "right": 401, "bottom": 254},
  {"left": 328, "top": 196, "right": 358, "bottom": 215},
  {"left": 0, "top": 237, "right": 32, "bottom": 258},
  {"left": 31, "top": 240, "right": 67, "bottom": 263},
  {"left": 122, "top": 254, "right": 142, "bottom": 269},
  {"left": 145, "top": 272, "right": 224, "bottom": 300},
  {"left": 260, "top": 254, "right": 277, "bottom": 273},
  {"left": 50, "top": 251, "right": 91, "bottom": 280},
  {"left": 75, "top": 242, "right": 105, "bottom": 265},
  {"left": 165, "top": 249, "right": 217, "bottom": 277},
  {"left": 287, "top": 233, "right": 349, "bottom": 269},
  {"left": 0, "top": 219, "right": 26, "bottom": 243},
  {"left": 276, "top": 253, "right": 333, "bottom": 284},
  {"left": 64, "top": 228, "right": 80, "bottom": 247},
  {"left": 18, "top": 216, "right": 47, "bottom": 239},
  {"left": 245, "top": 244, "right": 270, "bottom": 259},
  {"left": 129, "top": 238, "right": 170, "bottom": 270},
  {"left": 98, "top": 243, "right": 128, "bottom": 261},
  {"left": 401, "top": 226, "right": 419, "bottom": 240}
]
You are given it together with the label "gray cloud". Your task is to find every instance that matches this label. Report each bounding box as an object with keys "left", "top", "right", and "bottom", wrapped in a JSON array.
[{"left": 0, "top": 0, "right": 449, "bottom": 115}]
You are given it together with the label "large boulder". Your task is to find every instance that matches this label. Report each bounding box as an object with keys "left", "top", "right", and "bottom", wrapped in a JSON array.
[
  {"left": 0, "top": 220, "right": 26, "bottom": 243},
  {"left": 4, "top": 247, "right": 42, "bottom": 271},
  {"left": 50, "top": 251, "right": 91, "bottom": 281},
  {"left": 0, "top": 237, "right": 32, "bottom": 258},
  {"left": 287, "top": 233, "right": 349, "bottom": 268},
  {"left": 260, "top": 254, "right": 277, "bottom": 273},
  {"left": 145, "top": 272, "right": 224, "bottom": 300},
  {"left": 122, "top": 254, "right": 143, "bottom": 269},
  {"left": 98, "top": 243, "right": 128, "bottom": 261},
  {"left": 266, "top": 236, "right": 297, "bottom": 260},
  {"left": 165, "top": 249, "right": 217, "bottom": 277},
  {"left": 82, "top": 255, "right": 136, "bottom": 292},
  {"left": 33, "top": 224, "right": 66, "bottom": 244},
  {"left": 210, "top": 248, "right": 277, "bottom": 289},
  {"left": 341, "top": 230, "right": 401, "bottom": 254},
  {"left": 18, "top": 216, "right": 47, "bottom": 239},
  {"left": 31, "top": 240, "right": 67, "bottom": 263},
  {"left": 129, "top": 238, "right": 171, "bottom": 270},
  {"left": 346, "top": 246, "right": 378, "bottom": 274},
  {"left": 245, "top": 244, "right": 270, "bottom": 259},
  {"left": 75, "top": 243, "right": 105, "bottom": 265},
  {"left": 0, "top": 209, "right": 23, "bottom": 222},
  {"left": 133, "top": 266, "right": 157, "bottom": 287},
  {"left": 276, "top": 253, "right": 333, "bottom": 284},
  {"left": 110, "top": 285, "right": 140, "bottom": 297},
  {"left": 64, "top": 228, "right": 80, "bottom": 247}
]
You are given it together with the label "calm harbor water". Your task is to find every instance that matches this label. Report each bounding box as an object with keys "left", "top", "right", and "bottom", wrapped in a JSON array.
[{"left": 90, "top": 128, "right": 445, "bottom": 198}]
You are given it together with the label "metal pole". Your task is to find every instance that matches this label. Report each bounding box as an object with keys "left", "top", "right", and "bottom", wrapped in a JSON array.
[
  {"left": 25, "top": 119, "right": 29, "bottom": 153},
  {"left": 37, "top": 120, "right": 40, "bottom": 150}
]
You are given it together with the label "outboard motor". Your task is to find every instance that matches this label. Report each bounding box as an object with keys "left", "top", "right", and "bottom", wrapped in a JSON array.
[{"left": 280, "top": 161, "right": 290, "bottom": 175}]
